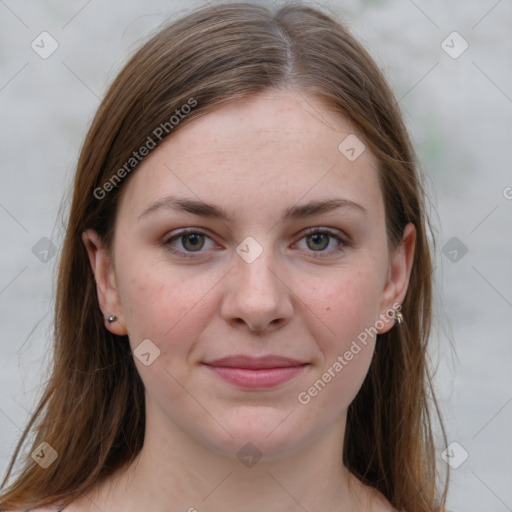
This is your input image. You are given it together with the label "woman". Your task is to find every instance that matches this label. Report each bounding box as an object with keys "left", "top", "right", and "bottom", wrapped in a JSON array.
[{"left": 0, "top": 2, "right": 449, "bottom": 511}]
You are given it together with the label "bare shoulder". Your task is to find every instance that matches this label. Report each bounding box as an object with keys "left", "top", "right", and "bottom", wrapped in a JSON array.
[
  {"left": 16, "top": 507, "right": 62, "bottom": 512},
  {"left": 22, "top": 507, "right": 63, "bottom": 512},
  {"left": 25, "top": 493, "right": 97, "bottom": 511}
]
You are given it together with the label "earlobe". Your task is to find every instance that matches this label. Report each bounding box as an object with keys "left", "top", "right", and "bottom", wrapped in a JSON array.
[
  {"left": 81, "top": 229, "right": 128, "bottom": 336},
  {"left": 377, "top": 222, "right": 416, "bottom": 334}
]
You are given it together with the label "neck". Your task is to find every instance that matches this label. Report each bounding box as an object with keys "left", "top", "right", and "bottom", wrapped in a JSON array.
[{"left": 80, "top": 401, "right": 381, "bottom": 512}]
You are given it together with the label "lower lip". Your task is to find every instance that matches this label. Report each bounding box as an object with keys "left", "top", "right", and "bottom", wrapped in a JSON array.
[{"left": 204, "top": 365, "right": 307, "bottom": 389}]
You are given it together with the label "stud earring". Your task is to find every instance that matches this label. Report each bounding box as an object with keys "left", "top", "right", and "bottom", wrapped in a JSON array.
[
  {"left": 106, "top": 315, "right": 118, "bottom": 324},
  {"left": 392, "top": 308, "right": 403, "bottom": 326}
]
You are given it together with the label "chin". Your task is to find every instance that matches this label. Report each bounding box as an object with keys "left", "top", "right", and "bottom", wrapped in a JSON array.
[{"left": 201, "top": 405, "right": 313, "bottom": 461}]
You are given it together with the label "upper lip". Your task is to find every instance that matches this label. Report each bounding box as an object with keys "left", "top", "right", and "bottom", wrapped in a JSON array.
[{"left": 203, "top": 355, "right": 308, "bottom": 369}]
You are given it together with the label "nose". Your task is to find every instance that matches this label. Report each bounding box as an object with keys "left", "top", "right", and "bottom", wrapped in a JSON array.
[{"left": 220, "top": 250, "right": 293, "bottom": 333}]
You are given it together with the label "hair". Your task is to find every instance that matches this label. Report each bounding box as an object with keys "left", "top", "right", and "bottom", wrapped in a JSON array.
[{"left": 0, "top": 2, "right": 449, "bottom": 511}]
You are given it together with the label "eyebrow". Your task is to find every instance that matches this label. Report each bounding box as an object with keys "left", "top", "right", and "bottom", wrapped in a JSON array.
[{"left": 138, "top": 195, "right": 367, "bottom": 222}]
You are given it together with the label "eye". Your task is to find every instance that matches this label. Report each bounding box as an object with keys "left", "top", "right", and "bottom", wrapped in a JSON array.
[
  {"left": 163, "top": 229, "right": 217, "bottom": 257},
  {"left": 163, "top": 227, "right": 348, "bottom": 259},
  {"left": 294, "top": 228, "right": 347, "bottom": 258}
]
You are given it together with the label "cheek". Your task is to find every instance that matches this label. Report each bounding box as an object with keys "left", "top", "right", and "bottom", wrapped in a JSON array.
[
  {"left": 296, "top": 265, "right": 384, "bottom": 405},
  {"left": 306, "top": 265, "right": 384, "bottom": 342},
  {"left": 114, "top": 247, "right": 214, "bottom": 352},
  {"left": 121, "top": 272, "right": 211, "bottom": 347},
  {"left": 115, "top": 262, "right": 217, "bottom": 405}
]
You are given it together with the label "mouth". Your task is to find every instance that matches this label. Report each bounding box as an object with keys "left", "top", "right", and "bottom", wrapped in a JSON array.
[{"left": 202, "top": 355, "right": 309, "bottom": 389}]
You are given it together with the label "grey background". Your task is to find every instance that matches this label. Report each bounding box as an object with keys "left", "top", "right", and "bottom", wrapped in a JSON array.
[{"left": 1, "top": 1, "right": 511, "bottom": 511}]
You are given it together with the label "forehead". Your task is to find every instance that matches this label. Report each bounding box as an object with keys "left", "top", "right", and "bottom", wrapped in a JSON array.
[{"left": 116, "top": 89, "right": 383, "bottom": 224}]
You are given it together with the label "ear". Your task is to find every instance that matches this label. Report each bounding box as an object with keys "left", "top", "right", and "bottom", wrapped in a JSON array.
[
  {"left": 82, "top": 229, "right": 127, "bottom": 336},
  {"left": 377, "top": 222, "right": 416, "bottom": 334}
]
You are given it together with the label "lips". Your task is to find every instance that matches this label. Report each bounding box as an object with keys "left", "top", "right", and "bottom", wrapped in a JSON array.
[
  {"left": 204, "top": 355, "right": 307, "bottom": 369},
  {"left": 203, "top": 355, "right": 309, "bottom": 389}
]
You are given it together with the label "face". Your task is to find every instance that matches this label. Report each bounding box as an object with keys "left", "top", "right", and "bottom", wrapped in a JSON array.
[{"left": 84, "top": 89, "right": 415, "bottom": 459}]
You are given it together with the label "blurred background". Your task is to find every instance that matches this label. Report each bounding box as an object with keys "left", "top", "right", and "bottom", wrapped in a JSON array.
[{"left": 0, "top": 1, "right": 511, "bottom": 510}]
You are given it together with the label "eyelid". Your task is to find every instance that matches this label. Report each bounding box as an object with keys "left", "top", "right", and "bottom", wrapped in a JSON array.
[
  {"left": 299, "top": 226, "right": 348, "bottom": 241},
  {"left": 162, "top": 227, "right": 212, "bottom": 244}
]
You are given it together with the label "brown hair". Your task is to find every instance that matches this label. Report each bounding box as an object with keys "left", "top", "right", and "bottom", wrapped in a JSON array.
[{"left": 0, "top": 2, "right": 448, "bottom": 511}]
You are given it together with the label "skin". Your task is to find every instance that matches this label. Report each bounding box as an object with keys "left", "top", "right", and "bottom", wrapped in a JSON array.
[{"left": 75, "top": 88, "right": 415, "bottom": 512}]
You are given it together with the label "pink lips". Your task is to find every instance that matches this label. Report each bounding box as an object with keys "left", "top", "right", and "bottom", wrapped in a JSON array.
[{"left": 203, "top": 356, "right": 308, "bottom": 389}]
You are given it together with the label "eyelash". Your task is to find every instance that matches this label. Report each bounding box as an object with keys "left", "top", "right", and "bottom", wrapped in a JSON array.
[{"left": 162, "top": 227, "right": 348, "bottom": 259}]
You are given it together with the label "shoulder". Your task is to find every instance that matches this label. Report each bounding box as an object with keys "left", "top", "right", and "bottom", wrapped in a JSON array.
[{"left": 23, "top": 506, "right": 63, "bottom": 512}]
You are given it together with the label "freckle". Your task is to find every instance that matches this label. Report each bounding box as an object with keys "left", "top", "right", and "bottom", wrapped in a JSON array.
[{"left": 326, "top": 306, "right": 331, "bottom": 311}]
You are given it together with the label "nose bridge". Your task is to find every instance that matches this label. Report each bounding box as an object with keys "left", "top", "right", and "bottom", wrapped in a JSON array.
[
  {"left": 222, "top": 235, "right": 292, "bottom": 331},
  {"left": 235, "top": 239, "right": 281, "bottom": 303}
]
